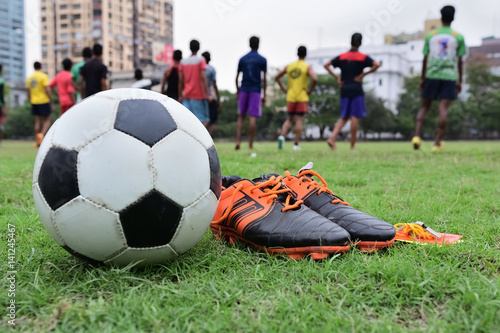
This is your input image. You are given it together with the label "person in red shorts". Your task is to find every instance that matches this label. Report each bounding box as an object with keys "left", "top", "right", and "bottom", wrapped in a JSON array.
[
  {"left": 275, "top": 46, "right": 317, "bottom": 150},
  {"left": 50, "top": 58, "right": 76, "bottom": 114}
]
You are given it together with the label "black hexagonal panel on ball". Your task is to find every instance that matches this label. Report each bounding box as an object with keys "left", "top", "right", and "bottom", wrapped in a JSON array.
[
  {"left": 38, "top": 147, "right": 80, "bottom": 210},
  {"left": 119, "top": 190, "right": 183, "bottom": 248},
  {"left": 207, "top": 145, "right": 222, "bottom": 199},
  {"left": 114, "top": 99, "right": 177, "bottom": 147}
]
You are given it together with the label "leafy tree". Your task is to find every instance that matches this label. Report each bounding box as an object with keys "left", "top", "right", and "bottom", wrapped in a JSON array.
[
  {"left": 210, "top": 90, "right": 238, "bottom": 138},
  {"left": 463, "top": 62, "right": 500, "bottom": 137},
  {"left": 307, "top": 74, "right": 340, "bottom": 138},
  {"left": 4, "top": 100, "right": 60, "bottom": 139},
  {"left": 396, "top": 76, "right": 438, "bottom": 139},
  {"left": 213, "top": 89, "right": 287, "bottom": 141},
  {"left": 360, "top": 91, "right": 396, "bottom": 137},
  {"left": 4, "top": 102, "right": 34, "bottom": 138}
]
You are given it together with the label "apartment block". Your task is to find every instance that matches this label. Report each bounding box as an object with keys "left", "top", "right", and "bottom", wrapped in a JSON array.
[
  {"left": 0, "top": 0, "right": 25, "bottom": 83},
  {"left": 40, "top": 0, "right": 173, "bottom": 78},
  {"left": 467, "top": 37, "right": 500, "bottom": 75}
]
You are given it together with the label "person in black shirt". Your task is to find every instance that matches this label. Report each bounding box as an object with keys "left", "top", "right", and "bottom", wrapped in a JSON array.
[
  {"left": 324, "top": 33, "right": 380, "bottom": 150},
  {"left": 80, "top": 43, "right": 108, "bottom": 98},
  {"left": 161, "top": 50, "right": 182, "bottom": 101}
]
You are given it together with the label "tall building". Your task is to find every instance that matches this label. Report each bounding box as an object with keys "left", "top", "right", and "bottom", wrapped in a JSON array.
[
  {"left": 0, "top": 0, "right": 26, "bottom": 83},
  {"left": 40, "top": 0, "right": 173, "bottom": 78},
  {"left": 467, "top": 37, "right": 500, "bottom": 75}
]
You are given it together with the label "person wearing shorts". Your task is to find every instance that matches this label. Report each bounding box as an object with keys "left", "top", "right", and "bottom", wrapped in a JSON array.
[
  {"left": 50, "top": 58, "right": 76, "bottom": 114},
  {"left": 324, "top": 33, "right": 380, "bottom": 150},
  {"left": 201, "top": 51, "right": 221, "bottom": 136},
  {"left": 235, "top": 36, "right": 267, "bottom": 150},
  {"left": 179, "top": 40, "right": 209, "bottom": 126},
  {"left": 26, "top": 61, "right": 53, "bottom": 147},
  {"left": 412, "top": 5, "right": 465, "bottom": 151},
  {"left": 275, "top": 46, "right": 317, "bottom": 150}
]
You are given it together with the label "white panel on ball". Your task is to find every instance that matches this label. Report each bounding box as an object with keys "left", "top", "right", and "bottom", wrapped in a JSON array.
[
  {"left": 78, "top": 130, "right": 154, "bottom": 212},
  {"left": 32, "top": 183, "right": 65, "bottom": 246},
  {"left": 169, "top": 190, "right": 218, "bottom": 254},
  {"left": 153, "top": 130, "right": 210, "bottom": 207},
  {"left": 94, "top": 88, "right": 160, "bottom": 101},
  {"left": 106, "top": 245, "right": 177, "bottom": 266},
  {"left": 33, "top": 120, "right": 59, "bottom": 184},
  {"left": 53, "top": 196, "right": 127, "bottom": 261},
  {"left": 52, "top": 96, "right": 118, "bottom": 151},
  {"left": 161, "top": 98, "right": 214, "bottom": 149}
]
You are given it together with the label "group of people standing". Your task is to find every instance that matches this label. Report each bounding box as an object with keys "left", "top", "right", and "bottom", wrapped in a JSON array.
[
  {"left": 10, "top": 5, "right": 463, "bottom": 151},
  {"left": 24, "top": 43, "right": 108, "bottom": 147},
  {"left": 229, "top": 34, "right": 380, "bottom": 151},
  {"left": 168, "top": 34, "right": 383, "bottom": 151},
  {"left": 229, "top": 5, "right": 463, "bottom": 152},
  {"left": 159, "top": 42, "right": 221, "bottom": 136},
  {"left": 228, "top": 5, "right": 463, "bottom": 151}
]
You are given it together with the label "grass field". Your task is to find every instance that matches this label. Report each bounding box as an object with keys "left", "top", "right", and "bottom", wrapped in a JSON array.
[{"left": 1, "top": 140, "right": 499, "bottom": 332}]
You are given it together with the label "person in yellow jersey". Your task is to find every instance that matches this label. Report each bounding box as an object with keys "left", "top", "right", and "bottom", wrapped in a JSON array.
[
  {"left": 26, "top": 62, "right": 53, "bottom": 147},
  {"left": 275, "top": 46, "right": 317, "bottom": 150}
]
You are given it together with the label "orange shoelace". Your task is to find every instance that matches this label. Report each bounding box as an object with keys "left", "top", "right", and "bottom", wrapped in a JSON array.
[
  {"left": 285, "top": 170, "right": 350, "bottom": 206},
  {"left": 212, "top": 176, "right": 303, "bottom": 224},
  {"left": 394, "top": 223, "right": 438, "bottom": 241}
]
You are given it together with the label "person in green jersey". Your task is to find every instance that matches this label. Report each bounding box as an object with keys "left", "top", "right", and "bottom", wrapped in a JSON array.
[
  {"left": 71, "top": 47, "right": 91, "bottom": 102},
  {"left": 412, "top": 5, "right": 466, "bottom": 151}
]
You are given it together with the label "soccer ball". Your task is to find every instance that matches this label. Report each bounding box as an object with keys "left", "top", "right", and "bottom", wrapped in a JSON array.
[{"left": 32, "top": 89, "right": 221, "bottom": 266}]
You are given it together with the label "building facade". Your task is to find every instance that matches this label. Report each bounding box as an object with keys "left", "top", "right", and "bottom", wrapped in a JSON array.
[
  {"left": 467, "top": 37, "right": 500, "bottom": 75},
  {"left": 0, "top": 0, "right": 26, "bottom": 84},
  {"left": 384, "top": 18, "right": 441, "bottom": 45},
  {"left": 40, "top": 0, "right": 173, "bottom": 78}
]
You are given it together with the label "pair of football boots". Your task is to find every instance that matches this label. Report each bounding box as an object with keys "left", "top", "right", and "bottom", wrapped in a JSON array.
[{"left": 211, "top": 162, "right": 396, "bottom": 259}]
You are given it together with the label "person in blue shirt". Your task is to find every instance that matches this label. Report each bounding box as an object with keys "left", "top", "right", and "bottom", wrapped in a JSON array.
[{"left": 235, "top": 36, "right": 267, "bottom": 150}]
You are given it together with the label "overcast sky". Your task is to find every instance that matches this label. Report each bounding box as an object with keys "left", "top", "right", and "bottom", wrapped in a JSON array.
[
  {"left": 25, "top": 0, "right": 500, "bottom": 91},
  {"left": 173, "top": 0, "right": 500, "bottom": 91}
]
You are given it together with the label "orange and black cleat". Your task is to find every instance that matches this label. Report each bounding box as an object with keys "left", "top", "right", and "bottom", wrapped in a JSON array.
[
  {"left": 394, "top": 222, "right": 463, "bottom": 245},
  {"left": 283, "top": 162, "right": 396, "bottom": 253},
  {"left": 211, "top": 174, "right": 351, "bottom": 260}
]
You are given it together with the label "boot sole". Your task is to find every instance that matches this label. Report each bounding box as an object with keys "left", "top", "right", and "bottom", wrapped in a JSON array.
[
  {"left": 211, "top": 226, "right": 350, "bottom": 260},
  {"left": 354, "top": 239, "right": 395, "bottom": 253}
]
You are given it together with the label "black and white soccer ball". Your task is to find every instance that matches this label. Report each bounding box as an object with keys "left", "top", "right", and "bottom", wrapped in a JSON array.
[{"left": 32, "top": 89, "right": 221, "bottom": 266}]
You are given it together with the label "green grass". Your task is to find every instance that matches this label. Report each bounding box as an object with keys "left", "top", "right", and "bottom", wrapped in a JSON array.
[{"left": 1, "top": 140, "right": 499, "bottom": 332}]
